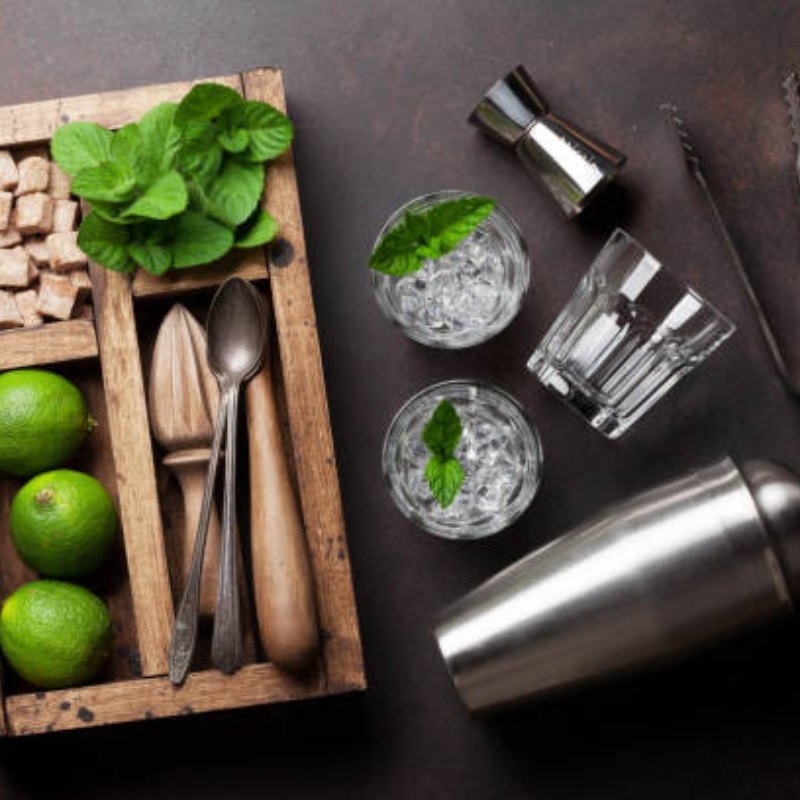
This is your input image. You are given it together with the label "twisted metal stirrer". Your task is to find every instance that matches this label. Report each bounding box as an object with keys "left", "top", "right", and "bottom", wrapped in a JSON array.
[
  {"left": 661, "top": 102, "right": 800, "bottom": 397},
  {"left": 783, "top": 72, "right": 800, "bottom": 207}
]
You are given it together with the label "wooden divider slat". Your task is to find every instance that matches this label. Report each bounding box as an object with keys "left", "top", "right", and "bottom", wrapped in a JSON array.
[
  {"left": 5, "top": 662, "right": 323, "bottom": 735},
  {"left": 0, "top": 74, "right": 242, "bottom": 145},
  {"left": 90, "top": 264, "right": 173, "bottom": 676},
  {"left": 242, "top": 69, "right": 365, "bottom": 694},
  {"left": 132, "top": 247, "right": 268, "bottom": 298},
  {"left": 0, "top": 319, "right": 97, "bottom": 370}
]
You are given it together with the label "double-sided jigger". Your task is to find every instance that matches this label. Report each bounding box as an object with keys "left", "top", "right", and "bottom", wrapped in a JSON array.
[{"left": 469, "top": 65, "right": 627, "bottom": 218}]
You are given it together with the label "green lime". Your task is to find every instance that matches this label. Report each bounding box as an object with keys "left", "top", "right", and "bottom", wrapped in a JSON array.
[
  {"left": 0, "top": 580, "right": 112, "bottom": 688},
  {"left": 0, "top": 369, "right": 94, "bottom": 477},
  {"left": 10, "top": 470, "right": 118, "bottom": 578}
]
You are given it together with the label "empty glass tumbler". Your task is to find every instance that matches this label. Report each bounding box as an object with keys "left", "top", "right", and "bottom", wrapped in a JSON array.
[
  {"left": 371, "top": 191, "right": 530, "bottom": 348},
  {"left": 527, "top": 229, "right": 736, "bottom": 438}
]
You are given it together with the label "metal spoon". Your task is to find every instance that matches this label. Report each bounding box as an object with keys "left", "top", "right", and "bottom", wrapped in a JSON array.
[{"left": 169, "top": 278, "right": 267, "bottom": 684}]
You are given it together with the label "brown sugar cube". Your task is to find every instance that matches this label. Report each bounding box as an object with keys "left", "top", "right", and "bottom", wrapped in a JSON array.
[
  {"left": 46, "top": 231, "right": 87, "bottom": 272},
  {"left": 0, "top": 247, "right": 31, "bottom": 288},
  {"left": 27, "top": 259, "right": 39, "bottom": 283},
  {"left": 36, "top": 272, "right": 77, "bottom": 320},
  {"left": 0, "top": 192, "right": 11, "bottom": 231},
  {"left": 14, "top": 193, "right": 53, "bottom": 235},
  {"left": 0, "top": 151, "right": 18, "bottom": 191},
  {"left": 15, "top": 156, "right": 50, "bottom": 196},
  {"left": 68, "top": 269, "right": 92, "bottom": 301},
  {"left": 49, "top": 162, "right": 72, "bottom": 200},
  {"left": 0, "top": 290, "right": 23, "bottom": 329},
  {"left": 24, "top": 237, "right": 50, "bottom": 268},
  {"left": 52, "top": 199, "right": 78, "bottom": 233},
  {"left": 37, "top": 269, "right": 69, "bottom": 284},
  {"left": 0, "top": 227, "right": 21, "bottom": 248},
  {"left": 14, "top": 289, "right": 43, "bottom": 327}
]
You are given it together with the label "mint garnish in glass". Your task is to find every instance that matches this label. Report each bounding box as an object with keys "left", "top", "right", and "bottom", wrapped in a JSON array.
[
  {"left": 422, "top": 399, "right": 464, "bottom": 508},
  {"left": 369, "top": 191, "right": 529, "bottom": 349},
  {"left": 369, "top": 195, "right": 496, "bottom": 276}
]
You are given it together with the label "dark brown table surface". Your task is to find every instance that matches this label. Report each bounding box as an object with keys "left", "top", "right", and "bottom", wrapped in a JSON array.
[{"left": 2, "top": 1, "right": 800, "bottom": 797}]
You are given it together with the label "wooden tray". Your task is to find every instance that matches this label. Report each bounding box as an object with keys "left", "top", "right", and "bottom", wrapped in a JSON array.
[{"left": 0, "top": 69, "right": 364, "bottom": 735}]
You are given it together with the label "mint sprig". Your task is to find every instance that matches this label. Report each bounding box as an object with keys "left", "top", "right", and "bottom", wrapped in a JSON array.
[
  {"left": 50, "top": 83, "right": 293, "bottom": 276},
  {"left": 369, "top": 195, "right": 496, "bottom": 277},
  {"left": 422, "top": 400, "right": 464, "bottom": 508}
]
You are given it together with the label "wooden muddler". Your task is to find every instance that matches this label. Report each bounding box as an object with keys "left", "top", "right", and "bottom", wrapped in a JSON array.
[{"left": 246, "top": 295, "right": 319, "bottom": 672}]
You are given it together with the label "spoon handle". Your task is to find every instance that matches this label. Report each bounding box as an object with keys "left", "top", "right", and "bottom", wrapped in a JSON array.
[
  {"left": 211, "top": 386, "right": 244, "bottom": 674},
  {"left": 169, "top": 398, "right": 227, "bottom": 686}
]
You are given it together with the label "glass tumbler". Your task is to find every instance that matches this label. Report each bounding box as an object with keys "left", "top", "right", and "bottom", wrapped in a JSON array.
[
  {"left": 527, "top": 229, "right": 736, "bottom": 439},
  {"left": 382, "top": 380, "right": 543, "bottom": 540},
  {"left": 371, "top": 191, "right": 530, "bottom": 348}
]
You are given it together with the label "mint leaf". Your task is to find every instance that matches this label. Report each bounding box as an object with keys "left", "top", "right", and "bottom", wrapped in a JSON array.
[
  {"left": 138, "top": 102, "right": 181, "bottom": 176},
  {"left": 128, "top": 240, "right": 172, "bottom": 275},
  {"left": 235, "top": 101, "right": 294, "bottom": 162},
  {"left": 235, "top": 207, "right": 278, "bottom": 248},
  {"left": 110, "top": 123, "right": 142, "bottom": 168},
  {"left": 135, "top": 220, "right": 172, "bottom": 245},
  {"left": 185, "top": 177, "right": 213, "bottom": 216},
  {"left": 427, "top": 196, "right": 496, "bottom": 253},
  {"left": 88, "top": 200, "right": 126, "bottom": 224},
  {"left": 51, "top": 122, "right": 113, "bottom": 177},
  {"left": 122, "top": 171, "right": 187, "bottom": 220},
  {"left": 219, "top": 127, "right": 249, "bottom": 154},
  {"left": 425, "top": 457, "right": 464, "bottom": 509},
  {"left": 175, "top": 83, "right": 243, "bottom": 128},
  {"left": 422, "top": 400, "right": 463, "bottom": 459},
  {"left": 207, "top": 159, "right": 263, "bottom": 227},
  {"left": 77, "top": 211, "right": 132, "bottom": 273},
  {"left": 72, "top": 160, "right": 136, "bottom": 203},
  {"left": 369, "top": 196, "right": 496, "bottom": 277},
  {"left": 169, "top": 211, "right": 234, "bottom": 268},
  {"left": 422, "top": 400, "right": 465, "bottom": 508},
  {"left": 369, "top": 213, "right": 427, "bottom": 276},
  {"left": 177, "top": 120, "right": 223, "bottom": 180}
]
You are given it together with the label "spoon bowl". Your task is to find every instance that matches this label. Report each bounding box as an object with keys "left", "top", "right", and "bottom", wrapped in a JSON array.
[{"left": 207, "top": 278, "right": 267, "bottom": 384}]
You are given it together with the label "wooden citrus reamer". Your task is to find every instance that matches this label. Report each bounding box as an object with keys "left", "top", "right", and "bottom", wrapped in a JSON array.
[{"left": 148, "top": 304, "right": 221, "bottom": 618}]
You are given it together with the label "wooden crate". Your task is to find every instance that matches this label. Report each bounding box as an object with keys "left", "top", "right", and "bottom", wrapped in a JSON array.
[{"left": 0, "top": 69, "right": 364, "bottom": 735}]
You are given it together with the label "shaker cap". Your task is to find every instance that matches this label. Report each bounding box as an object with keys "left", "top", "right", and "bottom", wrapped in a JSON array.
[
  {"left": 468, "top": 65, "right": 548, "bottom": 147},
  {"left": 742, "top": 459, "right": 800, "bottom": 606}
]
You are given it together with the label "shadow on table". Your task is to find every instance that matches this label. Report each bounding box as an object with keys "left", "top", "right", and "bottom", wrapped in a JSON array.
[
  {"left": 476, "top": 619, "right": 800, "bottom": 797},
  {"left": 0, "top": 691, "right": 372, "bottom": 800}
]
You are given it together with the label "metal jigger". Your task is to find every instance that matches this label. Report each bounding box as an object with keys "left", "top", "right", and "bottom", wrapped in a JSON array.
[
  {"left": 469, "top": 66, "right": 627, "bottom": 218},
  {"left": 435, "top": 457, "right": 800, "bottom": 712}
]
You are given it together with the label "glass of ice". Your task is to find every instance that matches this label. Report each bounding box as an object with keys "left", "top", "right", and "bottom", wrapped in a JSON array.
[
  {"left": 382, "top": 380, "right": 543, "bottom": 540},
  {"left": 528, "top": 229, "right": 736, "bottom": 439},
  {"left": 371, "top": 191, "right": 530, "bottom": 348}
]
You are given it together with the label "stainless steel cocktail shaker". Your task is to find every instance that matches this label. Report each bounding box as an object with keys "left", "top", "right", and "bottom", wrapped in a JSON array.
[
  {"left": 435, "top": 457, "right": 800, "bottom": 712},
  {"left": 469, "top": 65, "right": 627, "bottom": 218}
]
